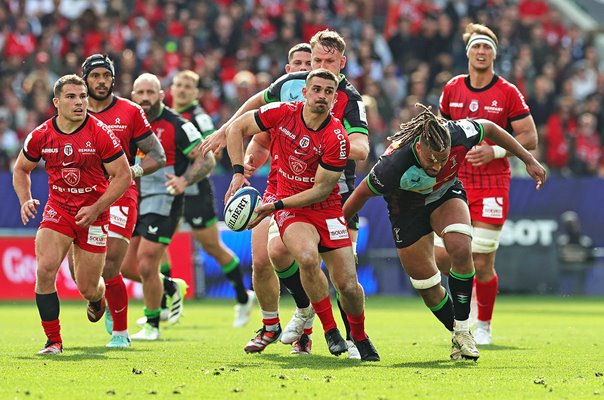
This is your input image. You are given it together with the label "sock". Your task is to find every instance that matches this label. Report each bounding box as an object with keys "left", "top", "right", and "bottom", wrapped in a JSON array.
[
  {"left": 336, "top": 293, "right": 352, "bottom": 340},
  {"left": 311, "top": 296, "right": 337, "bottom": 333},
  {"left": 160, "top": 262, "right": 171, "bottom": 277},
  {"left": 163, "top": 275, "right": 177, "bottom": 296},
  {"left": 429, "top": 290, "right": 455, "bottom": 332},
  {"left": 105, "top": 273, "right": 128, "bottom": 332},
  {"left": 144, "top": 308, "right": 161, "bottom": 328},
  {"left": 36, "top": 292, "right": 61, "bottom": 344},
  {"left": 221, "top": 256, "right": 248, "bottom": 304},
  {"left": 448, "top": 268, "right": 475, "bottom": 323},
  {"left": 476, "top": 274, "right": 498, "bottom": 322},
  {"left": 261, "top": 309, "right": 280, "bottom": 331},
  {"left": 276, "top": 260, "right": 310, "bottom": 309},
  {"left": 346, "top": 312, "right": 368, "bottom": 342}
]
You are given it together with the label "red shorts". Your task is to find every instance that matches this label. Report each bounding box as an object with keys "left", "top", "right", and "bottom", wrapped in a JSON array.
[
  {"left": 109, "top": 195, "right": 138, "bottom": 239},
  {"left": 466, "top": 187, "right": 509, "bottom": 226},
  {"left": 39, "top": 202, "right": 109, "bottom": 253},
  {"left": 262, "top": 188, "right": 278, "bottom": 204},
  {"left": 275, "top": 207, "right": 351, "bottom": 252}
]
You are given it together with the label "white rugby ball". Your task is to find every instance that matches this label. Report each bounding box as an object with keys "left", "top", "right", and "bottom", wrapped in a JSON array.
[{"left": 224, "top": 186, "right": 262, "bottom": 232}]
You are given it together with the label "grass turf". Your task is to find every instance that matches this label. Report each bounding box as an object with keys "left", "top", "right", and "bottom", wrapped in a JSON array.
[{"left": 1, "top": 296, "right": 603, "bottom": 399}]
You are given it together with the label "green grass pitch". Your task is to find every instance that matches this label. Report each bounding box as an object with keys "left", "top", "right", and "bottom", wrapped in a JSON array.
[{"left": 1, "top": 296, "right": 603, "bottom": 399}]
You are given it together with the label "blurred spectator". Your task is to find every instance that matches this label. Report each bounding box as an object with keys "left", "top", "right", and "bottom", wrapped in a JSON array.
[{"left": 0, "top": 0, "right": 601, "bottom": 178}]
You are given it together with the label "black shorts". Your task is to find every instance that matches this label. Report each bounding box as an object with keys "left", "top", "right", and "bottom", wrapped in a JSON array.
[
  {"left": 341, "top": 190, "right": 359, "bottom": 230},
  {"left": 134, "top": 195, "right": 184, "bottom": 244},
  {"left": 389, "top": 181, "right": 467, "bottom": 249},
  {"left": 184, "top": 178, "right": 218, "bottom": 229}
]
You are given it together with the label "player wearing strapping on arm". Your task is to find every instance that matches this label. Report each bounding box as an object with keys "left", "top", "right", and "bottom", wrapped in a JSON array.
[
  {"left": 126, "top": 73, "right": 215, "bottom": 341},
  {"left": 435, "top": 24, "right": 538, "bottom": 345},
  {"left": 226, "top": 69, "right": 380, "bottom": 361},
  {"left": 343, "top": 104, "right": 545, "bottom": 361},
  {"left": 13, "top": 74, "right": 131, "bottom": 354}
]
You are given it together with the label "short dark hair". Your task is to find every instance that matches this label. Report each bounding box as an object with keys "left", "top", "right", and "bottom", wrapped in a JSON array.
[
  {"left": 288, "top": 43, "right": 311, "bottom": 62},
  {"left": 53, "top": 74, "right": 87, "bottom": 97},
  {"left": 306, "top": 68, "right": 338, "bottom": 86}
]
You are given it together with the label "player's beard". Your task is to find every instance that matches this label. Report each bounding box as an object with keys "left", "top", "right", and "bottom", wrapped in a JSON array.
[
  {"left": 309, "top": 101, "right": 329, "bottom": 115},
  {"left": 144, "top": 100, "right": 162, "bottom": 120},
  {"left": 88, "top": 85, "right": 114, "bottom": 101}
]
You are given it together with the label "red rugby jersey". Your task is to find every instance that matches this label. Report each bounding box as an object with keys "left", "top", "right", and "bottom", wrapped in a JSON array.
[
  {"left": 440, "top": 74, "right": 530, "bottom": 189},
  {"left": 254, "top": 101, "right": 349, "bottom": 210},
  {"left": 22, "top": 115, "right": 123, "bottom": 216}
]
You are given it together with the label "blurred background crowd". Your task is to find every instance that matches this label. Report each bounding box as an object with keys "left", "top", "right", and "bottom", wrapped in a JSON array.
[{"left": 1, "top": 0, "right": 603, "bottom": 177}]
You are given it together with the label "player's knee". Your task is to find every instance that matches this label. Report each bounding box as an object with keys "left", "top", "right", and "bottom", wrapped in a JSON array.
[
  {"left": 77, "top": 281, "right": 99, "bottom": 301},
  {"left": 294, "top": 252, "right": 320, "bottom": 271},
  {"left": 333, "top": 278, "right": 359, "bottom": 299},
  {"left": 410, "top": 272, "right": 441, "bottom": 290},
  {"left": 471, "top": 227, "right": 501, "bottom": 254}
]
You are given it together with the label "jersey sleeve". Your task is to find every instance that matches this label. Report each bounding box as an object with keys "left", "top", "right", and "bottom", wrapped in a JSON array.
[
  {"left": 448, "top": 119, "right": 484, "bottom": 150},
  {"left": 264, "top": 72, "right": 307, "bottom": 103},
  {"left": 366, "top": 145, "right": 413, "bottom": 196},
  {"left": 319, "top": 122, "right": 349, "bottom": 172},
  {"left": 342, "top": 88, "right": 369, "bottom": 136},
  {"left": 192, "top": 111, "right": 215, "bottom": 139},
  {"left": 254, "top": 102, "right": 286, "bottom": 131},
  {"left": 176, "top": 119, "right": 203, "bottom": 156},
  {"left": 22, "top": 129, "right": 41, "bottom": 162},
  {"left": 131, "top": 103, "right": 154, "bottom": 142},
  {"left": 506, "top": 83, "right": 531, "bottom": 122},
  {"left": 98, "top": 125, "right": 124, "bottom": 163}
]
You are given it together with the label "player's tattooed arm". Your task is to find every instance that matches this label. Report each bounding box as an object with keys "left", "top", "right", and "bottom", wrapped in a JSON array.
[
  {"left": 133, "top": 134, "right": 166, "bottom": 178},
  {"left": 183, "top": 150, "right": 216, "bottom": 186}
]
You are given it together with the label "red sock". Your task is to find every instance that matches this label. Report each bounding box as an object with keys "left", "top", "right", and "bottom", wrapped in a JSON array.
[
  {"left": 105, "top": 274, "right": 129, "bottom": 331},
  {"left": 476, "top": 274, "right": 498, "bottom": 322},
  {"left": 303, "top": 327, "right": 313, "bottom": 335},
  {"left": 346, "top": 312, "right": 368, "bottom": 342},
  {"left": 311, "top": 296, "right": 337, "bottom": 333},
  {"left": 41, "top": 320, "right": 62, "bottom": 344}
]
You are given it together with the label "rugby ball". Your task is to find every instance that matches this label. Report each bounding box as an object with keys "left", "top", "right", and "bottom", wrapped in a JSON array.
[{"left": 223, "top": 186, "right": 262, "bottom": 232}]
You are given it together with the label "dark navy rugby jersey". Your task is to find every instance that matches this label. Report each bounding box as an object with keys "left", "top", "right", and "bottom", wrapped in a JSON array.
[{"left": 367, "top": 119, "right": 484, "bottom": 209}]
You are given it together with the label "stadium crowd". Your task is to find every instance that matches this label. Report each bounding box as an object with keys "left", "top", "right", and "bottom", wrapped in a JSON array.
[{"left": 1, "top": 0, "right": 603, "bottom": 177}]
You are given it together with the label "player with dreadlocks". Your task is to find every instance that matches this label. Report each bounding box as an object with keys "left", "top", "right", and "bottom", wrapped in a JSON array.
[{"left": 343, "top": 104, "right": 546, "bottom": 360}]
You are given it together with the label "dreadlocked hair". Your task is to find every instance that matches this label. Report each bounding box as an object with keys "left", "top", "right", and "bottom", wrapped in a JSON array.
[{"left": 388, "top": 103, "right": 451, "bottom": 151}]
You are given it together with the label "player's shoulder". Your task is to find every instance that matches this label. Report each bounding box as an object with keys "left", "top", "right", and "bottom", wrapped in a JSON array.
[
  {"left": 337, "top": 74, "right": 362, "bottom": 97},
  {"left": 493, "top": 75, "right": 523, "bottom": 92},
  {"left": 113, "top": 95, "right": 142, "bottom": 111},
  {"left": 444, "top": 74, "right": 468, "bottom": 88},
  {"left": 162, "top": 105, "right": 187, "bottom": 122},
  {"left": 261, "top": 100, "right": 300, "bottom": 114}
]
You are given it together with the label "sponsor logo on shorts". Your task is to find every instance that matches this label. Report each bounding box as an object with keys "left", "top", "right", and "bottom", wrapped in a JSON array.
[
  {"left": 326, "top": 217, "right": 348, "bottom": 240},
  {"left": 482, "top": 197, "right": 503, "bottom": 219},
  {"left": 87, "top": 224, "right": 108, "bottom": 247},
  {"left": 42, "top": 207, "right": 61, "bottom": 223},
  {"left": 110, "top": 206, "right": 129, "bottom": 229},
  {"left": 147, "top": 225, "right": 159, "bottom": 235},
  {"left": 191, "top": 217, "right": 203, "bottom": 225}
]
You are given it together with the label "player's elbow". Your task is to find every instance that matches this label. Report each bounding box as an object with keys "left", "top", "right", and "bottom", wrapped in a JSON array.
[{"left": 522, "top": 134, "right": 538, "bottom": 151}]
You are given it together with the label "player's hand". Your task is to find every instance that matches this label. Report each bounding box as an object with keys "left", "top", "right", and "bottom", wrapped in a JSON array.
[
  {"left": 75, "top": 205, "right": 100, "bottom": 228},
  {"left": 466, "top": 145, "right": 496, "bottom": 167},
  {"left": 244, "top": 154, "right": 258, "bottom": 179},
  {"left": 20, "top": 199, "right": 40, "bottom": 225},
  {"left": 525, "top": 158, "right": 547, "bottom": 190},
  {"left": 224, "top": 173, "right": 249, "bottom": 204},
  {"left": 198, "top": 128, "right": 226, "bottom": 157},
  {"left": 165, "top": 173, "right": 187, "bottom": 196},
  {"left": 247, "top": 202, "right": 274, "bottom": 230}
]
